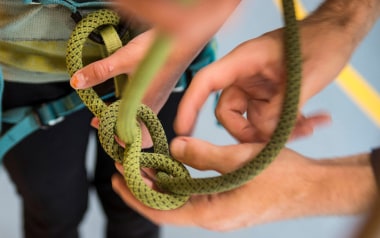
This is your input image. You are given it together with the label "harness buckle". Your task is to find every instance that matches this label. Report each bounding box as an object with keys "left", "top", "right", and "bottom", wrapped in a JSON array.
[{"left": 33, "top": 104, "right": 65, "bottom": 129}]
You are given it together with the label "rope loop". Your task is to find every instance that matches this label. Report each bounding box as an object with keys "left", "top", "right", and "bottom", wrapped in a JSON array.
[{"left": 66, "top": 9, "right": 191, "bottom": 209}]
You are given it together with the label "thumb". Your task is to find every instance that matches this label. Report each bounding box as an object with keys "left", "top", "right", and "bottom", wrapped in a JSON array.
[
  {"left": 170, "top": 137, "right": 265, "bottom": 174},
  {"left": 174, "top": 55, "right": 248, "bottom": 136}
]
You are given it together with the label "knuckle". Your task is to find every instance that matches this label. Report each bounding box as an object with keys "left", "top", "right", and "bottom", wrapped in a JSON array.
[
  {"left": 91, "top": 61, "right": 113, "bottom": 82},
  {"left": 214, "top": 106, "right": 223, "bottom": 121}
]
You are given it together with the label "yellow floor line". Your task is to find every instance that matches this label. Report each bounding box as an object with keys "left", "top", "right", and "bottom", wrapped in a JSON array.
[
  {"left": 274, "top": 0, "right": 380, "bottom": 127},
  {"left": 336, "top": 68, "right": 380, "bottom": 127}
]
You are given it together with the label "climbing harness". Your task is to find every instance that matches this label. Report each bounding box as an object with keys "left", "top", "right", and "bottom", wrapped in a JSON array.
[
  {"left": 0, "top": 0, "right": 111, "bottom": 161},
  {"left": 0, "top": 90, "right": 115, "bottom": 160},
  {"left": 0, "top": 0, "right": 214, "bottom": 162},
  {"left": 66, "top": 0, "right": 301, "bottom": 210}
]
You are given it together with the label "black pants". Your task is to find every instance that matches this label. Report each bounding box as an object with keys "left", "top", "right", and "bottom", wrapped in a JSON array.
[{"left": 2, "top": 81, "right": 183, "bottom": 238}]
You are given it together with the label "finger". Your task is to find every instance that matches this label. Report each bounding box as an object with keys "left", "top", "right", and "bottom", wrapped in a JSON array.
[
  {"left": 174, "top": 55, "right": 254, "bottom": 135},
  {"left": 215, "top": 86, "right": 258, "bottom": 142},
  {"left": 170, "top": 137, "right": 265, "bottom": 174},
  {"left": 70, "top": 32, "right": 153, "bottom": 89},
  {"left": 70, "top": 50, "right": 130, "bottom": 89},
  {"left": 140, "top": 168, "right": 162, "bottom": 191},
  {"left": 115, "top": 162, "right": 124, "bottom": 174},
  {"left": 115, "top": 162, "right": 156, "bottom": 188},
  {"left": 290, "top": 112, "right": 331, "bottom": 140}
]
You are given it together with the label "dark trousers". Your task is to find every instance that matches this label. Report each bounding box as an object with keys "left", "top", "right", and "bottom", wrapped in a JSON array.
[{"left": 2, "top": 81, "right": 183, "bottom": 238}]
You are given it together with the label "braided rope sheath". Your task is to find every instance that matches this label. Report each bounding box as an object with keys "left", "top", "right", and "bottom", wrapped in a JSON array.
[{"left": 66, "top": 0, "right": 301, "bottom": 210}]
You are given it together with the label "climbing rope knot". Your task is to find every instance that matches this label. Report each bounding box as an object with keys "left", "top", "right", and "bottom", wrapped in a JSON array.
[{"left": 97, "top": 100, "right": 192, "bottom": 210}]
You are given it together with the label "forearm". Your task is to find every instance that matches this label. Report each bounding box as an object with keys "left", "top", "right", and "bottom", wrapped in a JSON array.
[
  {"left": 305, "top": 0, "right": 380, "bottom": 39},
  {"left": 255, "top": 151, "right": 378, "bottom": 225},
  {"left": 299, "top": 0, "right": 380, "bottom": 106},
  {"left": 312, "top": 153, "right": 377, "bottom": 216}
]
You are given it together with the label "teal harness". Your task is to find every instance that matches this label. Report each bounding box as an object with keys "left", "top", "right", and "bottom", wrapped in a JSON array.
[{"left": 0, "top": 0, "right": 216, "bottom": 161}]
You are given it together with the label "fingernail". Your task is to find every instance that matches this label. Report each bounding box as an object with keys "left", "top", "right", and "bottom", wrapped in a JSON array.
[{"left": 70, "top": 73, "right": 86, "bottom": 89}]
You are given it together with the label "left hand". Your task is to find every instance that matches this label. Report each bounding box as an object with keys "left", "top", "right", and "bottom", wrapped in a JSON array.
[
  {"left": 70, "top": 28, "right": 200, "bottom": 148},
  {"left": 111, "top": 139, "right": 321, "bottom": 231},
  {"left": 70, "top": 29, "right": 183, "bottom": 114}
]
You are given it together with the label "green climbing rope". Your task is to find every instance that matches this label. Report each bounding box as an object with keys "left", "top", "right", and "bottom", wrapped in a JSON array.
[{"left": 66, "top": 0, "right": 301, "bottom": 210}]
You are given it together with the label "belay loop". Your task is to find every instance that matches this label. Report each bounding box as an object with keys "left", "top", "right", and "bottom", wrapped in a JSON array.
[{"left": 66, "top": 0, "right": 301, "bottom": 211}]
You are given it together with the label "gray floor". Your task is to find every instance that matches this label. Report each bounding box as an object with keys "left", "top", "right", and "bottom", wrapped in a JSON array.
[{"left": 1, "top": 0, "right": 380, "bottom": 237}]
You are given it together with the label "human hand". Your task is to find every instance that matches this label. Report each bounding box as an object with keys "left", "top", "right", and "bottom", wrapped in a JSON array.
[
  {"left": 174, "top": 14, "right": 374, "bottom": 142},
  {"left": 174, "top": 0, "right": 380, "bottom": 143},
  {"left": 111, "top": 141, "right": 312, "bottom": 231},
  {"left": 111, "top": 137, "right": 376, "bottom": 231},
  {"left": 168, "top": 137, "right": 377, "bottom": 227},
  {"left": 70, "top": 1, "right": 241, "bottom": 146},
  {"left": 174, "top": 33, "right": 327, "bottom": 142},
  {"left": 69, "top": 28, "right": 201, "bottom": 148},
  {"left": 70, "top": 29, "right": 184, "bottom": 113}
]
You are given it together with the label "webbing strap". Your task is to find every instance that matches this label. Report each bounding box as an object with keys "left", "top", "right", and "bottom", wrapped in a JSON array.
[
  {"left": 0, "top": 91, "right": 113, "bottom": 160},
  {"left": 0, "top": 113, "right": 39, "bottom": 161},
  {"left": 99, "top": 25, "right": 128, "bottom": 98}
]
